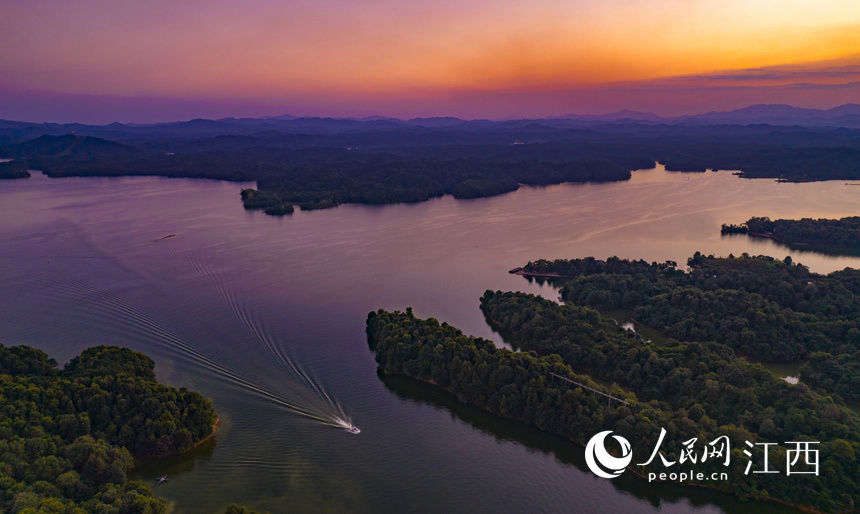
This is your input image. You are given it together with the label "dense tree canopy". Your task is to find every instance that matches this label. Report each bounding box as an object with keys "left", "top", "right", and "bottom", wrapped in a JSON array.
[
  {"left": 367, "top": 305, "right": 859, "bottom": 512},
  {"left": 799, "top": 351, "right": 860, "bottom": 403},
  {"left": 722, "top": 217, "right": 860, "bottom": 255},
  {"left": 2, "top": 120, "right": 859, "bottom": 213},
  {"left": 0, "top": 345, "right": 218, "bottom": 513},
  {"left": 369, "top": 252, "right": 860, "bottom": 511},
  {"left": 522, "top": 254, "right": 859, "bottom": 364},
  {"left": 522, "top": 253, "right": 860, "bottom": 403}
]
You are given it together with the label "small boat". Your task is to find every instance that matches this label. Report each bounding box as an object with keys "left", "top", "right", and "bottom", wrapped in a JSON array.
[
  {"left": 333, "top": 416, "right": 360, "bottom": 434},
  {"left": 157, "top": 475, "right": 168, "bottom": 484}
]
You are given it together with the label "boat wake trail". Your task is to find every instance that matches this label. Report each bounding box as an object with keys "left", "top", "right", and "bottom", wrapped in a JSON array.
[
  {"left": 182, "top": 252, "right": 358, "bottom": 433},
  {"left": 32, "top": 275, "right": 354, "bottom": 430}
]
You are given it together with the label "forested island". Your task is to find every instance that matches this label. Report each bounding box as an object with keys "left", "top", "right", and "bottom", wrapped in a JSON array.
[
  {"left": 368, "top": 252, "right": 860, "bottom": 512},
  {"left": 722, "top": 216, "right": 860, "bottom": 255},
  {"left": 0, "top": 115, "right": 858, "bottom": 213},
  {"left": 0, "top": 159, "right": 30, "bottom": 179},
  {"left": 0, "top": 344, "right": 240, "bottom": 513}
]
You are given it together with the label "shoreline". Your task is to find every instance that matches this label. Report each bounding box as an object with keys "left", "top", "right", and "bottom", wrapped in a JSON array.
[
  {"left": 185, "top": 417, "right": 220, "bottom": 454},
  {"left": 745, "top": 231, "right": 860, "bottom": 256},
  {"left": 508, "top": 267, "right": 563, "bottom": 278},
  {"left": 134, "top": 417, "right": 220, "bottom": 460}
]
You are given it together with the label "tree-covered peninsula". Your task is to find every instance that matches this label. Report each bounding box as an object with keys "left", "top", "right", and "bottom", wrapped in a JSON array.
[
  {"left": 519, "top": 253, "right": 860, "bottom": 401},
  {"left": 0, "top": 345, "right": 218, "bottom": 513},
  {"left": 368, "top": 253, "right": 860, "bottom": 512},
  {"left": 721, "top": 216, "right": 860, "bottom": 255}
]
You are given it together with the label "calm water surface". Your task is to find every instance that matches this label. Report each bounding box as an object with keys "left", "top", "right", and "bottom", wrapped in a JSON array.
[{"left": 0, "top": 165, "right": 857, "bottom": 513}]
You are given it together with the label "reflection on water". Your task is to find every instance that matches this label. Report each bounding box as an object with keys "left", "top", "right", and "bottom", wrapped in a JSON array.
[
  {"left": 380, "top": 375, "right": 798, "bottom": 514},
  {"left": 0, "top": 165, "right": 854, "bottom": 513}
]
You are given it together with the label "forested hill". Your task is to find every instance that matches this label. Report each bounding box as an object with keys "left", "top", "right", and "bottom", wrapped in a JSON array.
[
  {"left": 0, "top": 345, "right": 218, "bottom": 513},
  {"left": 1, "top": 118, "right": 858, "bottom": 211}
]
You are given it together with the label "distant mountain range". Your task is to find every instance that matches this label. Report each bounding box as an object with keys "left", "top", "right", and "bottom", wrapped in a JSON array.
[
  {"left": 0, "top": 104, "right": 858, "bottom": 146},
  {"left": 677, "top": 104, "right": 860, "bottom": 126},
  {"left": 563, "top": 104, "right": 860, "bottom": 126}
]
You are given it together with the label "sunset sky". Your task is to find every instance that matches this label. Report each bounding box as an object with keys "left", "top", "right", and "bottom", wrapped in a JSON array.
[{"left": 1, "top": 0, "right": 859, "bottom": 122}]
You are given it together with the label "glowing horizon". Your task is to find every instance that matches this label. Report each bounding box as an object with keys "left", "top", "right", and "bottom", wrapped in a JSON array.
[{"left": 2, "top": 0, "right": 859, "bottom": 122}]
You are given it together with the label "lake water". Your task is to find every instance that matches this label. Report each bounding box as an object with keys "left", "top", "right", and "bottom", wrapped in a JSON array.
[{"left": 0, "top": 165, "right": 857, "bottom": 513}]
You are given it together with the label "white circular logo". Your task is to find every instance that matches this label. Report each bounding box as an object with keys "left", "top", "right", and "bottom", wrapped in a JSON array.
[{"left": 585, "top": 430, "right": 632, "bottom": 479}]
